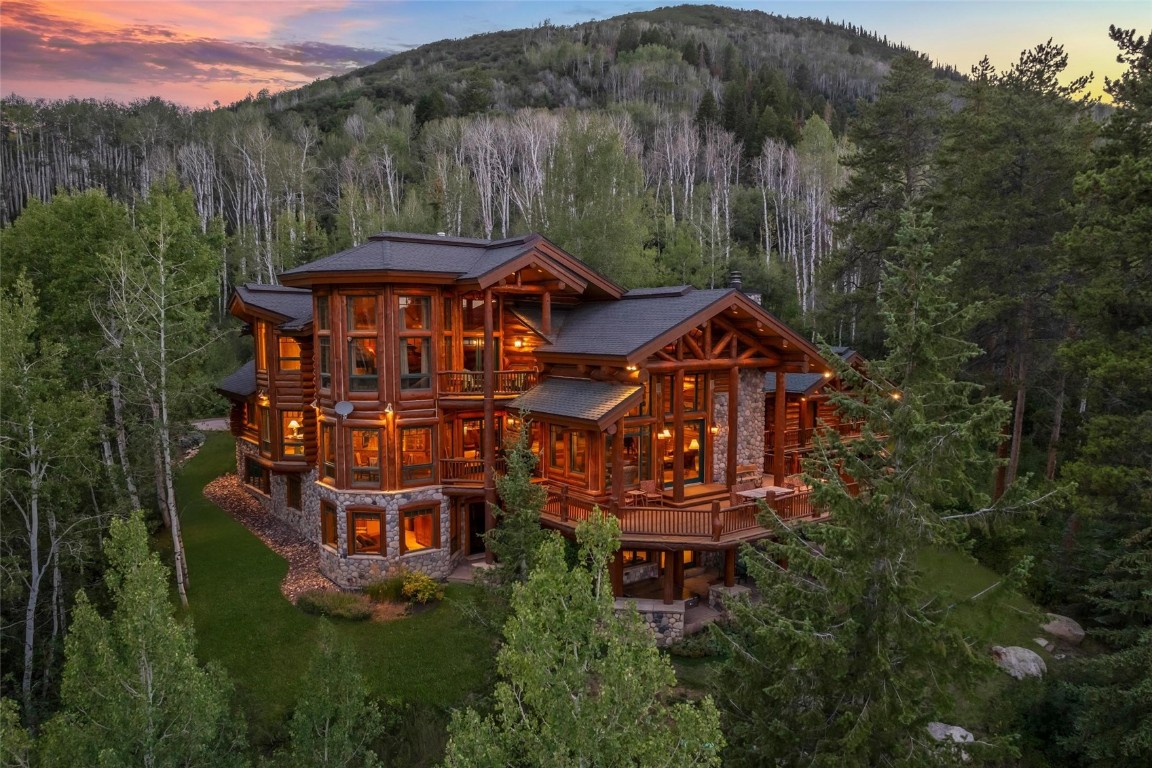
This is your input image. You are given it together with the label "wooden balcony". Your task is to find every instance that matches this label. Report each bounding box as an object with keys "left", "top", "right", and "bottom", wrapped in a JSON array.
[
  {"left": 540, "top": 485, "right": 825, "bottom": 548},
  {"left": 437, "top": 369, "right": 538, "bottom": 397},
  {"left": 440, "top": 457, "right": 506, "bottom": 486}
]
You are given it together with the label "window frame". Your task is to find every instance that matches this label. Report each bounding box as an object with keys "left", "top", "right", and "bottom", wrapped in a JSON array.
[
  {"left": 400, "top": 425, "right": 435, "bottom": 485},
  {"left": 258, "top": 405, "right": 271, "bottom": 455},
  {"left": 320, "top": 500, "right": 337, "bottom": 549},
  {"left": 398, "top": 295, "right": 433, "bottom": 392},
  {"left": 346, "top": 295, "right": 378, "bottom": 393},
  {"left": 278, "top": 336, "right": 302, "bottom": 372},
  {"left": 349, "top": 427, "right": 382, "bottom": 489},
  {"left": 320, "top": 422, "right": 336, "bottom": 483},
  {"left": 281, "top": 409, "right": 305, "bottom": 460},
  {"left": 347, "top": 507, "right": 385, "bottom": 556},
  {"left": 400, "top": 503, "right": 440, "bottom": 555},
  {"left": 286, "top": 474, "right": 302, "bottom": 510},
  {"left": 243, "top": 457, "right": 269, "bottom": 495}
]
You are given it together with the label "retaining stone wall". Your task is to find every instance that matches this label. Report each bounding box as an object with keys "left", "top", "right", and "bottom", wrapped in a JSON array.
[{"left": 616, "top": 597, "right": 685, "bottom": 647}]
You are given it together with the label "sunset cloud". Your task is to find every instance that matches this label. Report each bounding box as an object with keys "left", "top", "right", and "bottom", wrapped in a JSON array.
[{"left": 0, "top": 0, "right": 393, "bottom": 106}]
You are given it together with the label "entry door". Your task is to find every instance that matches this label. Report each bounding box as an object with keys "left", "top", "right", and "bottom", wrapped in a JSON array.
[{"left": 467, "top": 501, "right": 487, "bottom": 554}]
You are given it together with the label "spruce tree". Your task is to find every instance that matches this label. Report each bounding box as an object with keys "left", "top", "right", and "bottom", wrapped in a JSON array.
[{"left": 717, "top": 212, "right": 1012, "bottom": 766}]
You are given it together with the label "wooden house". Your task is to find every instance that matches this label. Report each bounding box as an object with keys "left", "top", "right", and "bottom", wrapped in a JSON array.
[{"left": 217, "top": 232, "right": 839, "bottom": 618}]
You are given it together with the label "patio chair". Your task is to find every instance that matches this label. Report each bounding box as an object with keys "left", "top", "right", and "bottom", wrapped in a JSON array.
[{"left": 639, "top": 479, "right": 664, "bottom": 506}]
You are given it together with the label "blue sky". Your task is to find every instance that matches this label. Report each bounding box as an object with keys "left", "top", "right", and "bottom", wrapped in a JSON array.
[{"left": 1, "top": 1, "right": 1147, "bottom": 107}]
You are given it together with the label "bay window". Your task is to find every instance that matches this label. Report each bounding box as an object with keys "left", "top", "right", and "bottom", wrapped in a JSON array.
[{"left": 350, "top": 428, "right": 381, "bottom": 488}]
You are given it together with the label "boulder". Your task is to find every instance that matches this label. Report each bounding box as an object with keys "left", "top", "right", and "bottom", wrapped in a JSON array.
[
  {"left": 928, "top": 722, "right": 975, "bottom": 744},
  {"left": 991, "top": 645, "right": 1047, "bottom": 679},
  {"left": 1041, "top": 613, "right": 1085, "bottom": 646}
]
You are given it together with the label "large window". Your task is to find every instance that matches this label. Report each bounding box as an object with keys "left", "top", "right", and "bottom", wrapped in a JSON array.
[
  {"left": 244, "top": 457, "right": 269, "bottom": 494},
  {"left": 316, "top": 294, "right": 330, "bottom": 330},
  {"left": 347, "top": 296, "right": 377, "bottom": 392},
  {"left": 321, "top": 501, "right": 337, "bottom": 548},
  {"left": 318, "top": 337, "right": 331, "bottom": 390},
  {"left": 401, "top": 426, "right": 434, "bottom": 484},
  {"left": 350, "top": 428, "right": 381, "bottom": 488},
  {"left": 286, "top": 475, "right": 302, "bottom": 510},
  {"left": 281, "top": 410, "right": 304, "bottom": 458},
  {"left": 398, "top": 296, "right": 432, "bottom": 390},
  {"left": 320, "top": 423, "right": 335, "bottom": 482},
  {"left": 255, "top": 322, "right": 269, "bottom": 372},
  {"left": 258, "top": 405, "right": 271, "bottom": 454},
  {"left": 278, "top": 336, "right": 302, "bottom": 372},
  {"left": 549, "top": 425, "right": 587, "bottom": 478},
  {"left": 348, "top": 509, "right": 383, "bottom": 555},
  {"left": 401, "top": 506, "right": 439, "bottom": 554}
]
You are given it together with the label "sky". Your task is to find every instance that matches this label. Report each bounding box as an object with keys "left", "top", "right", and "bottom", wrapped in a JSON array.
[{"left": 1, "top": 1, "right": 1148, "bottom": 108}]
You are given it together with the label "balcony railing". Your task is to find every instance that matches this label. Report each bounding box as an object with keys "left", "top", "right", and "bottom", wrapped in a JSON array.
[
  {"left": 539, "top": 485, "right": 825, "bottom": 544},
  {"left": 440, "top": 457, "right": 506, "bottom": 485},
  {"left": 767, "top": 422, "right": 867, "bottom": 452},
  {"left": 438, "top": 369, "right": 539, "bottom": 396}
]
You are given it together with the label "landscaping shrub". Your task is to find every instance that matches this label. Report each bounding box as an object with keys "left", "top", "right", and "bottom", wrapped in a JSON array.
[
  {"left": 296, "top": 590, "right": 373, "bottom": 620},
  {"left": 402, "top": 571, "right": 444, "bottom": 604},
  {"left": 363, "top": 574, "right": 406, "bottom": 603}
]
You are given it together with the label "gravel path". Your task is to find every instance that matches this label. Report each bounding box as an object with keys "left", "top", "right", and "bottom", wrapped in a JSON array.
[{"left": 203, "top": 474, "right": 337, "bottom": 602}]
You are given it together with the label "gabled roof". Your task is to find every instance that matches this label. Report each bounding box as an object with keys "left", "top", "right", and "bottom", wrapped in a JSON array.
[
  {"left": 537, "top": 288, "right": 727, "bottom": 358},
  {"left": 278, "top": 231, "right": 624, "bottom": 299},
  {"left": 216, "top": 360, "right": 256, "bottom": 399},
  {"left": 536, "top": 287, "right": 826, "bottom": 370},
  {"left": 232, "top": 283, "right": 312, "bottom": 330},
  {"left": 507, "top": 302, "right": 573, "bottom": 344},
  {"left": 509, "top": 378, "right": 643, "bottom": 429}
]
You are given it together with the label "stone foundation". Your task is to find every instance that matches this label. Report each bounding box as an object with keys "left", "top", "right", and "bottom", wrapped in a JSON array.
[
  {"left": 616, "top": 597, "right": 685, "bottom": 647},
  {"left": 315, "top": 484, "right": 460, "bottom": 588}
]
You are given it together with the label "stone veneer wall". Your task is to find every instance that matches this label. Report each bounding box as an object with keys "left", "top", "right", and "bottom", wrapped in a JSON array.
[
  {"left": 622, "top": 562, "right": 659, "bottom": 586},
  {"left": 315, "top": 484, "right": 459, "bottom": 588},
  {"left": 615, "top": 598, "right": 685, "bottom": 647},
  {"left": 234, "top": 438, "right": 459, "bottom": 588},
  {"left": 711, "top": 369, "right": 768, "bottom": 481}
]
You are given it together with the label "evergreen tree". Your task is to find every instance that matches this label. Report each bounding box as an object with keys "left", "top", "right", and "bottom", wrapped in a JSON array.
[
  {"left": 1051, "top": 27, "right": 1152, "bottom": 767},
  {"left": 822, "top": 53, "right": 945, "bottom": 356},
  {"left": 484, "top": 415, "right": 548, "bottom": 590},
  {"left": 443, "top": 510, "right": 724, "bottom": 768},
  {"left": 39, "top": 512, "right": 245, "bottom": 768},
  {"left": 281, "top": 622, "right": 386, "bottom": 768},
  {"left": 717, "top": 212, "right": 1012, "bottom": 766}
]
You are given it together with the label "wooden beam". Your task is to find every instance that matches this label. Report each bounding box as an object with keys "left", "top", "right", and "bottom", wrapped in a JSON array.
[
  {"left": 773, "top": 371, "right": 786, "bottom": 485},
  {"left": 673, "top": 368, "right": 684, "bottom": 504},
  {"left": 728, "top": 362, "right": 739, "bottom": 487},
  {"left": 644, "top": 357, "right": 779, "bottom": 372},
  {"left": 682, "top": 330, "right": 706, "bottom": 361},
  {"left": 610, "top": 549, "right": 625, "bottom": 598},
  {"left": 724, "top": 548, "right": 736, "bottom": 588},
  {"left": 612, "top": 424, "right": 625, "bottom": 508},
  {"left": 663, "top": 555, "right": 676, "bottom": 604},
  {"left": 483, "top": 288, "right": 497, "bottom": 563},
  {"left": 541, "top": 291, "right": 551, "bottom": 336}
]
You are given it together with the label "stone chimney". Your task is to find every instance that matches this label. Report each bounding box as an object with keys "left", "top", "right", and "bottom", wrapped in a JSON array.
[{"left": 729, "top": 270, "right": 743, "bottom": 292}]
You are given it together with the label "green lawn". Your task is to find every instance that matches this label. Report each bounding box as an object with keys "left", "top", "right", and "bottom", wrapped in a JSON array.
[{"left": 174, "top": 432, "right": 497, "bottom": 747}]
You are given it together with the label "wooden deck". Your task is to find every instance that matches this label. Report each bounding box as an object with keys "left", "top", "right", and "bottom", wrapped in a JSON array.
[{"left": 541, "top": 485, "right": 827, "bottom": 549}]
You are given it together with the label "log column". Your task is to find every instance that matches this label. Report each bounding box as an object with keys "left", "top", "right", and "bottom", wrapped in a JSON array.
[
  {"left": 610, "top": 550, "right": 625, "bottom": 598},
  {"left": 483, "top": 289, "right": 497, "bottom": 562},
  {"left": 727, "top": 361, "right": 739, "bottom": 487},
  {"left": 773, "top": 371, "right": 787, "bottom": 485},
  {"left": 662, "top": 553, "right": 676, "bottom": 604},
  {"left": 724, "top": 548, "right": 736, "bottom": 587},
  {"left": 611, "top": 423, "right": 625, "bottom": 509}
]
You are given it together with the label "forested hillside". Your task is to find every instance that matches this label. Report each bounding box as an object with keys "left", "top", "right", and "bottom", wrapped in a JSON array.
[{"left": 2, "top": 5, "right": 1149, "bottom": 764}]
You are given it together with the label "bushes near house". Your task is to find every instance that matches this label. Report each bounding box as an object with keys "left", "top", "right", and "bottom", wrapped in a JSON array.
[
  {"left": 297, "top": 590, "right": 373, "bottom": 621},
  {"left": 363, "top": 568, "right": 445, "bottom": 606}
]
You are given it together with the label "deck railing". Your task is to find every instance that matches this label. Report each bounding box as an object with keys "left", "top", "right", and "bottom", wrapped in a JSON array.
[
  {"left": 438, "top": 369, "right": 538, "bottom": 396},
  {"left": 540, "top": 486, "right": 824, "bottom": 543},
  {"left": 440, "top": 457, "right": 506, "bottom": 484}
]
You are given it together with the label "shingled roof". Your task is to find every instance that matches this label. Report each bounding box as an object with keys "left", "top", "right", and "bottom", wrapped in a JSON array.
[
  {"left": 509, "top": 378, "right": 643, "bottom": 429},
  {"left": 763, "top": 372, "right": 828, "bottom": 395},
  {"left": 280, "top": 232, "right": 538, "bottom": 279},
  {"left": 233, "top": 284, "right": 313, "bottom": 330},
  {"left": 537, "top": 288, "right": 736, "bottom": 358},
  {"left": 216, "top": 360, "right": 256, "bottom": 399}
]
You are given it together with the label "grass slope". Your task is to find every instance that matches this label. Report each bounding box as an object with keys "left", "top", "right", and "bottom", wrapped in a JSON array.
[{"left": 174, "top": 432, "right": 496, "bottom": 746}]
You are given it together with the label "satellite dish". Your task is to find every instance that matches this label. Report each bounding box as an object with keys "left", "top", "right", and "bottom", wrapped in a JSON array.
[{"left": 334, "top": 401, "right": 354, "bottom": 418}]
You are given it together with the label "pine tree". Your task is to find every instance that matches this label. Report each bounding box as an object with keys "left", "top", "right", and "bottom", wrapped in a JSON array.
[
  {"left": 484, "top": 415, "right": 548, "bottom": 590},
  {"left": 282, "top": 622, "right": 386, "bottom": 768},
  {"left": 822, "top": 53, "right": 945, "bottom": 356},
  {"left": 717, "top": 212, "right": 1012, "bottom": 766},
  {"left": 1052, "top": 27, "right": 1152, "bottom": 767},
  {"left": 39, "top": 512, "right": 245, "bottom": 768},
  {"left": 443, "top": 510, "right": 724, "bottom": 768}
]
